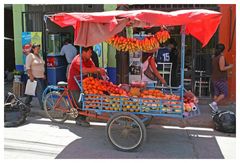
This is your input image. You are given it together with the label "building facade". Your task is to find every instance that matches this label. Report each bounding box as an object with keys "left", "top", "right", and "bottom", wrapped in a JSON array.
[
  {"left": 7, "top": 4, "right": 236, "bottom": 101},
  {"left": 218, "top": 4, "right": 236, "bottom": 102}
]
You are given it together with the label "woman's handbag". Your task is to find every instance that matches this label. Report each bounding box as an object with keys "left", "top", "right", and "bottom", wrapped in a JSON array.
[
  {"left": 144, "top": 65, "right": 157, "bottom": 81},
  {"left": 144, "top": 58, "right": 157, "bottom": 81}
]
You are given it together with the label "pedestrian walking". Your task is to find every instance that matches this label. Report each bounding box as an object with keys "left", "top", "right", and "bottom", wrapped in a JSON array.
[
  {"left": 209, "top": 43, "right": 233, "bottom": 112},
  {"left": 25, "top": 44, "right": 46, "bottom": 110}
]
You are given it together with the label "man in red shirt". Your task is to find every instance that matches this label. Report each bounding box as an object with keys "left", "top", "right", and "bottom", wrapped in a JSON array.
[{"left": 68, "top": 46, "right": 106, "bottom": 127}]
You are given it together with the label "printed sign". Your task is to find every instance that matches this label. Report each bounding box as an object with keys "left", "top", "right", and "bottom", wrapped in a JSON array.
[
  {"left": 22, "top": 32, "right": 42, "bottom": 67},
  {"left": 129, "top": 51, "right": 142, "bottom": 83}
]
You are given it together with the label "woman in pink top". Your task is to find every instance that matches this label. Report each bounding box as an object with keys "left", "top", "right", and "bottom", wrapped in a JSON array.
[
  {"left": 142, "top": 49, "right": 166, "bottom": 88},
  {"left": 25, "top": 44, "right": 46, "bottom": 110}
]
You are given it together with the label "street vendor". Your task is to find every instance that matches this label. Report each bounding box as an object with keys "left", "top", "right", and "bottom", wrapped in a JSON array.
[
  {"left": 68, "top": 46, "right": 106, "bottom": 127},
  {"left": 142, "top": 49, "right": 166, "bottom": 88}
]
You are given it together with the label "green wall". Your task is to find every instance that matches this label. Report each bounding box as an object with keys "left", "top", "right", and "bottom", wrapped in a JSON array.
[
  {"left": 104, "top": 4, "right": 117, "bottom": 67},
  {"left": 104, "top": 4, "right": 117, "bottom": 11},
  {"left": 102, "top": 42, "right": 108, "bottom": 68},
  {"left": 12, "top": 4, "right": 25, "bottom": 66},
  {"left": 12, "top": 4, "right": 117, "bottom": 68}
]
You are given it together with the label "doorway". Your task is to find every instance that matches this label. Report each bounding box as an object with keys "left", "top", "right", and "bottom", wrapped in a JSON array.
[{"left": 169, "top": 26, "right": 218, "bottom": 97}]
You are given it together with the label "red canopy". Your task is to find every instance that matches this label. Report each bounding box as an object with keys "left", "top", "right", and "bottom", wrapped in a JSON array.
[{"left": 48, "top": 9, "right": 222, "bottom": 47}]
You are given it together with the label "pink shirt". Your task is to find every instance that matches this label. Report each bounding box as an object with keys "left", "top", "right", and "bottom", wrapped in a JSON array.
[{"left": 25, "top": 53, "right": 45, "bottom": 78}]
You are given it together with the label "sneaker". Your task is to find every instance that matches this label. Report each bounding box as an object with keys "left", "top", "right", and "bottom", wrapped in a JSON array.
[
  {"left": 76, "top": 120, "right": 90, "bottom": 127},
  {"left": 209, "top": 103, "right": 219, "bottom": 112}
]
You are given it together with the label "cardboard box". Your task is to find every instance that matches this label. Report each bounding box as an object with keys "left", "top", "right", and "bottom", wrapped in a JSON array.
[{"left": 12, "top": 81, "right": 25, "bottom": 97}]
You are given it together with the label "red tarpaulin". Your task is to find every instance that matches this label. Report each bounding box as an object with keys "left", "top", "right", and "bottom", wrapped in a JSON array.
[{"left": 48, "top": 9, "right": 222, "bottom": 47}]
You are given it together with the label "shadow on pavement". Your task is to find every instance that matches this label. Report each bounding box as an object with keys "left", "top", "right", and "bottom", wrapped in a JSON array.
[{"left": 26, "top": 116, "right": 235, "bottom": 159}]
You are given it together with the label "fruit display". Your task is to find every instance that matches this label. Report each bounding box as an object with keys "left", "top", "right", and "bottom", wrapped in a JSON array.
[
  {"left": 184, "top": 90, "right": 199, "bottom": 104},
  {"left": 82, "top": 77, "right": 128, "bottom": 96},
  {"left": 122, "top": 98, "right": 140, "bottom": 112},
  {"left": 141, "top": 89, "right": 165, "bottom": 98},
  {"left": 103, "top": 96, "right": 122, "bottom": 111},
  {"left": 140, "top": 89, "right": 180, "bottom": 101},
  {"left": 129, "top": 87, "right": 141, "bottom": 97},
  {"left": 83, "top": 77, "right": 198, "bottom": 113},
  {"left": 106, "top": 30, "right": 170, "bottom": 53}
]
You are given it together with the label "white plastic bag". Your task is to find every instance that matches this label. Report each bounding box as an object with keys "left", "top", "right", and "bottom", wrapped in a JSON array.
[{"left": 24, "top": 79, "right": 37, "bottom": 96}]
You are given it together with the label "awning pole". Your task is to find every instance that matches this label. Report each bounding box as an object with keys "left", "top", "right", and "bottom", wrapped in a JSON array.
[
  {"left": 180, "top": 25, "right": 186, "bottom": 114},
  {"left": 80, "top": 46, "right": 83, "bottom": 93}
]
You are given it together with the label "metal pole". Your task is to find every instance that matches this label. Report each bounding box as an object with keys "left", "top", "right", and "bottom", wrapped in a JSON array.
[
  {"left": 102, "top": 43, "right": 104, "bottom": 68},
  {"left": 191, "top": 38, "right": 196, "bottom": 94},
  {"left": 42, "top": 13, "right": 48, "bottom": 79},
  {"left": 21, "top": 12, "right": 25, "bottom": 32},
  {"left": 180, "top": 25, "right": 186, "bottom": 113},
  {"left": 80, "top": 46, "right": 83, "bottom": 93}
]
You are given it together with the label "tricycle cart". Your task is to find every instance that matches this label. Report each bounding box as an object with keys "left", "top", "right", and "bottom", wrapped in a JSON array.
[{"left": 42, "top": 9, "right": 222, "bottom": 151}]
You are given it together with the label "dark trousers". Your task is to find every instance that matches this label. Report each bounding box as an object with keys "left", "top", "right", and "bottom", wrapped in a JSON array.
[
  {"left": 171, "top": 69, "right": 179, "bottom": 87},
  {"left": 25, "top": 78, "right": 46, "bottom": 108},
  {"left": 70, "top": 90, "right": 86, "bottom": 121}
]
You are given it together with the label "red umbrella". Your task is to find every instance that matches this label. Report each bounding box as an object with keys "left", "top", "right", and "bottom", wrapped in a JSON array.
[{"left": 48, "top": 9, "right": 222, "bottom": 47}]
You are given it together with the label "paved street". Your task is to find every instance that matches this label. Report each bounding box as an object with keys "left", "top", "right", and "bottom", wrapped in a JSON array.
[{"left": 4, "top": 115, "right": 236, "bottom": 159}]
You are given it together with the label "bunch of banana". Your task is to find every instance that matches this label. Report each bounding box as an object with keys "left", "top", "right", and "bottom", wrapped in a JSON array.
[
  {"left": 135, "top": 39, "right": 142, "bottom": 51},
  {"left": 141, "top": 38, "right": 149, "bottom": 51},
  {"left": 149, "top": 37, "right": 160, "bottom": 50},
  {"left": 127, "top": 38, "right": 138, "bottom": 53},
  {"left": 161, "top": 30, "right": 171, "bottom": 43},
  {"left": 113, "top": 36, "right": 126, "bottom": 51},
  {"left": 140, "top": 37, "right": 159, "bottom": 52},
  {"left": 155, "top": 30, "right": 170, "bottom": 44},
  {"left": 106, "top": 30, "right": 170, "bottom": 53}
]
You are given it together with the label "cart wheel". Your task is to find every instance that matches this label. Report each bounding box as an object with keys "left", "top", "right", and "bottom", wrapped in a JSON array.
[
  {"left": 106, "top": 112, "right": 146, "bottom": 152},
  {"left": 43, "top": 91, "right": 69, "bottom": 123}
]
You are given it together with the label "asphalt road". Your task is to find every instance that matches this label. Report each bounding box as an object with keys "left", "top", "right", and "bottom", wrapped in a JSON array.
[{"left": 4, "top": 116, "right": 236, "bottom": 159}]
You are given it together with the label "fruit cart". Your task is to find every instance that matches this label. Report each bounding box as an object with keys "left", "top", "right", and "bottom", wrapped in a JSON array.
[{"left": 43, "top": 9, "right": 222, "bottom": 151}]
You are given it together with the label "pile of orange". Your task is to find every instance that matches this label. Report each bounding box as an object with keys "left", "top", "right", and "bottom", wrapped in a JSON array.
[
  {"left": 140, "top": 89, "right": 182, "bottom": 101},
  {"left": 83, "top": 77, "right": 104, "bottom": 95},
  {"left": 82, "top": 77, "right": 127, "bottom": 96},
  {"left": 141, "top": 90, "right": 165, "bottom": 98}
]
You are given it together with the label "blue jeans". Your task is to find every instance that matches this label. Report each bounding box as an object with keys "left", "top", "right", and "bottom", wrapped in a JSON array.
[{"left": 25, "top": 78, "right": 46, "bottom": 108}]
